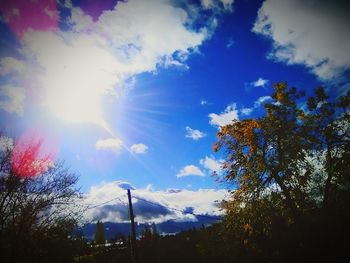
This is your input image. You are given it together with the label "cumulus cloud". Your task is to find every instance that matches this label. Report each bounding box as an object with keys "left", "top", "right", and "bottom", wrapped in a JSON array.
[
  {"left": 176, "top": 165, "right": 205, "bottom": 177},
  {"left": 185, "top": 126, "right": 206, "bottom": 140},
  {"left": 209, "top": 103, "right": 238, "bottom": 127},
  {"left": 130, "top": 143, "right": 148, "bottom": 154},
  {"left": 95, "top": 138, "right": 123, "bottom": 153},
  {"left": 83, "top": 181, "right": 228, "bottom": 223},
  {"left": 0, "top": 0, "right": 231, "bottom": 126},
  {"left": 200, "top": 156, "right": 223, "bottom": 174},
  {"left": 253, "top": 0, "right": 350, "bottom": 81}
]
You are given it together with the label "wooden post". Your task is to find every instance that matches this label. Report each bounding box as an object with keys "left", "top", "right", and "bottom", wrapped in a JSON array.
[{"left": 127, "top": 189, "right": 137, "bottom": 263}]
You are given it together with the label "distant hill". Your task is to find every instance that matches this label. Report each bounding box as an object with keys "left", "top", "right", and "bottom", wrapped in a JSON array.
[{"left": 76, "top": 215, "right": 221, "bottom": 241}]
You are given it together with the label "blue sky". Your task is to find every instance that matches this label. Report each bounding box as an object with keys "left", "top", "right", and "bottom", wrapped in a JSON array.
[{"left": 0, "top": 0, "right": 349, "bottom": 222}]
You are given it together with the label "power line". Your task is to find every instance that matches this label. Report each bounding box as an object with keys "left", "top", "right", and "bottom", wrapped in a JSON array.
[
  {"left": 81, "top": 194, "right": 222, "bottom": 220},
  {"left": 83, "top": 195, "right": 127, "bottom": 211},
  {"left": 133, "top": 195, "right": 183, "bottom": 213},
  {"left": 132, "top": 195, "right": 221, "bottom": 220}
]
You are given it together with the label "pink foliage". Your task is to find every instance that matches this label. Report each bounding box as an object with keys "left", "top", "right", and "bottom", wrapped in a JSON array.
[{"left": 10, "top": 131, "right": 57, "bottom": 178}]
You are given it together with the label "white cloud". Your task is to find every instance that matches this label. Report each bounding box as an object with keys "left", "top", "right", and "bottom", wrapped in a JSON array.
[
  {"left": 253, "top": 77, "right": 269, "bottom": 87},
  {"left": 239, "top": 95, "right": 272, "bottom": 117},
  {"left": 220, "top": 0, "right": 235, "bottom": 10},
  {"left": 176, "top": 165, "right": 205, "bottom": 177},
  {"left": 200, "top": 99, "right": 208, "bottom": 105},
  {"left": 0, "top": 136, "right": 14, "bottom": 151},
  {"left": 95, "top": 138, "right": 123, "bottom": 153},
  {"left": 1, "top": 0, "right": 220, "bottom": 125},
  {"left": 82, "top": 181, "right": 228, "bottom": 223},
  {"left": 209, "top": 103, "right": 238, "bottom": 127},
  {"left": 130, "top": 143, "right": 148, "bottom": 154},
  {"left": 245, "top": 77, "right": 269, "bottom": 91},
  {"left": 240, "top": 107, "right": 253, "bottom": 116},
  {"left": 201, "top": 0, "right": 214, "bottom": 9},
  {"left": 254, "top": 95, "right": 272, "bottom": 107},
  {"left": 201, "top": 0, "right": 234, "bottom": 11},
  {"left": 253, "top": 0, "right": 350, "bottom": 81},
  {"left": 0, "top": 85, "right": 25, "bottom": 115},
  {"left": 0, "top": 57, "right": 25, "bottom": 75},
  {"left": 185, "top": 126, "right": 206, "bottom": 140},
  {"left": 200, "top": 156, "right": 223, "bottom": 174}
]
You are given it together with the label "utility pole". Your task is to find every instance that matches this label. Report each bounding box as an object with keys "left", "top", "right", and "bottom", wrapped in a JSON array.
[{"left": 127, "top": 189, "right": 138, "bottom": 263}]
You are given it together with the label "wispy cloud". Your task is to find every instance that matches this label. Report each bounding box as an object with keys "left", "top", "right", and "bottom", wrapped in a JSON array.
[
  {"left": 226, "top": 38, "right": 234, "bottom": 48},
  {"left": 185, "top": 126, "right": 206, "bottom": 141},
  {"left": 200, "top": 99, "right": 209, "bottom": 106},
  {"left": 176, "top": 165, "right": 205, "bottom": 178},
  {"left": 239, "top": 95, "right": 272, "bottom": 116},
  {"left": 130, "top": 143, "right": 148, "bottom": 154}
]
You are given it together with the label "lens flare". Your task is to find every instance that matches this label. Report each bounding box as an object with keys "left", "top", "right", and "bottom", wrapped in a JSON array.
[
  {"left": 0, "top": 0, "right": 58, "bottom": 39},
  {"left": 10, "top": 129, "right": 58, "bottom": 178}
]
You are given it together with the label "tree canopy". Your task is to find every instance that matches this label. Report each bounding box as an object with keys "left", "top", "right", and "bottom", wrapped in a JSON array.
[
  {"left": 214, "top": 83, "right": 350, "bottom": 261},
  {"left": 0, "top": 135, "right": 81, "bottom": 263}
]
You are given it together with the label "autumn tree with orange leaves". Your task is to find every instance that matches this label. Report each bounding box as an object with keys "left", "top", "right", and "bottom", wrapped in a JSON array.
[{"left": 214, "top": 83, "right": 350, "bottom": 261}]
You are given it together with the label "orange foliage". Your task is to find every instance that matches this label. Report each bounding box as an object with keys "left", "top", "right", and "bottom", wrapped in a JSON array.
[
  {"left": 213, "top": 143, "right": 219, "bottom": 152},
  {"left": 242, "top": 120, "right": 260, "bottom": 152}
]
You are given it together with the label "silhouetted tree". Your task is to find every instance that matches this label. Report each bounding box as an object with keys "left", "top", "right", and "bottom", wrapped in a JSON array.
[{"left": 0, "top": 135, "right": 81, "bottom": 262}]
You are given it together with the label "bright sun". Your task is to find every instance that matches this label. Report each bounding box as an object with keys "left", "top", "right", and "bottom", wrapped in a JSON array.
[
  {"left": 45, "top": 83, "right": 105, "bottom": 127},
  {"left": 39, "top": 37, "right": 120, "bottom": 134}
]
